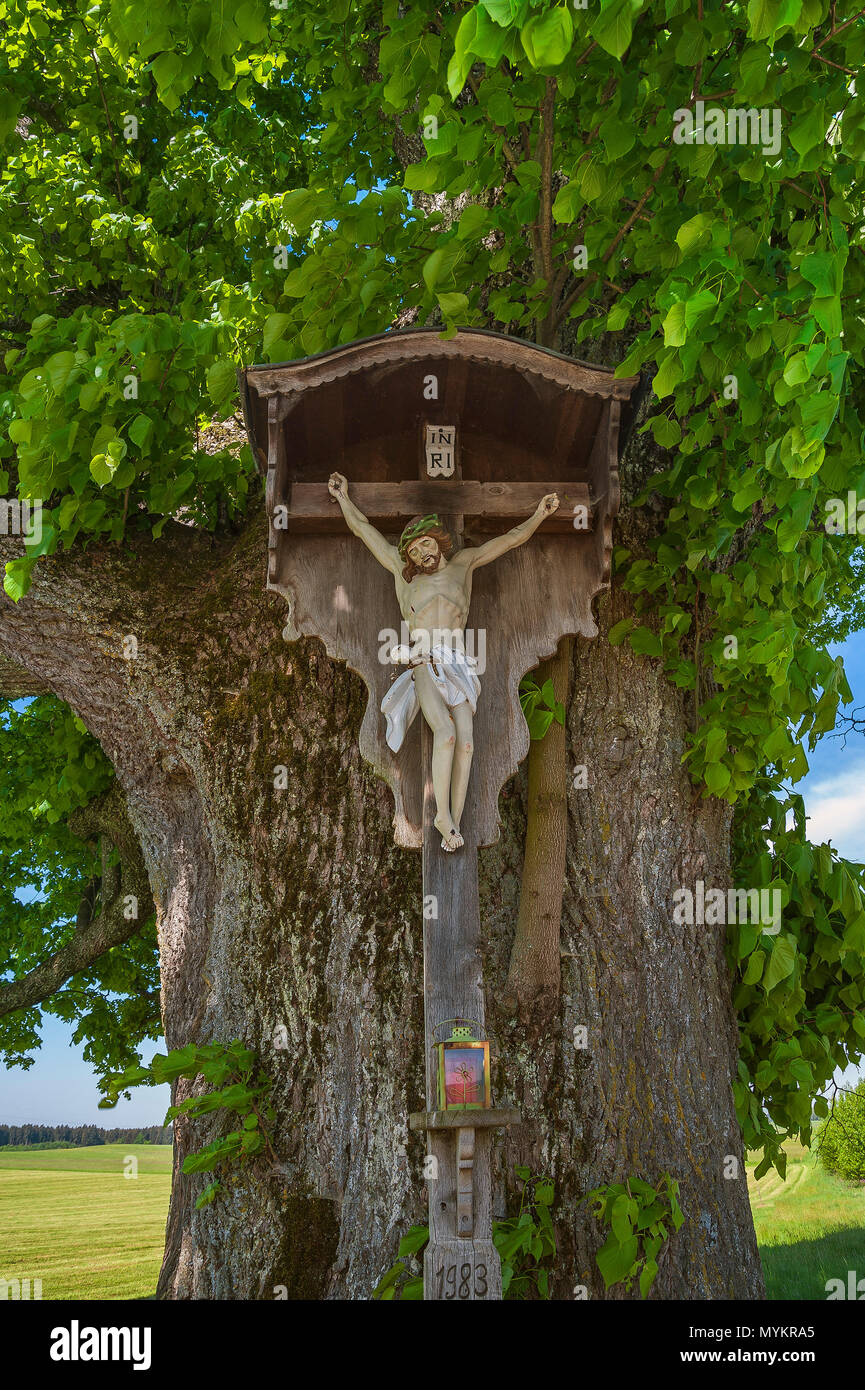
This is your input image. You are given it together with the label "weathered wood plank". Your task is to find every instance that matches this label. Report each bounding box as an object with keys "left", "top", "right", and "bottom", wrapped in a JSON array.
[
  {"left": 285, "top": 479, "right": 591, "bottom": 525},
  {"left": 409, "top": 1107, "right": 521, "bottom": 1131},
  {"left": 418, "top": 452, "right": 504, "bottom": 1299},
  {"left": 421, "top": 798, "right": 502, "bottom": 1298}
]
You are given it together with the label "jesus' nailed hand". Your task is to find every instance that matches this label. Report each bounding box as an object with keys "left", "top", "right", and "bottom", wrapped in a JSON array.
[{"left": 327, "top": 471, "right": 559, "bottom": 852}]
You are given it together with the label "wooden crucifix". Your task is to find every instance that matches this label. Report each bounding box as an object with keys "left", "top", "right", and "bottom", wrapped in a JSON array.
[{"left": 241, "top": 327, "right": 638, "bottom": 1300}]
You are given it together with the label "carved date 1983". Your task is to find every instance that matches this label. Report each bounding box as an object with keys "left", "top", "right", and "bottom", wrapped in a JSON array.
[{"left": 435, "top": 1261, "right": 488, "bottom": 1299}]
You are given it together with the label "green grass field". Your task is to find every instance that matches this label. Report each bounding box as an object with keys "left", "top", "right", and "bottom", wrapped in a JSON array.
[
  {"left": 747, "top": 1140, "right": 865, "bottom": 1299},
  {"left": 1, "top": 1139, "right": 862, "bottom": 1299},
  {"left": 0, "top": 1143, "right": 171, "bottom": 1300}
]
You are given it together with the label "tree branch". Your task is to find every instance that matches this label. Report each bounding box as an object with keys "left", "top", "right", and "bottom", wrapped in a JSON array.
[
  {"left": 536, "top": 77, "right": 557, "bottom": 345},
  {"left": 0, "top": 783, "right": 153, "bottom": 1019}
]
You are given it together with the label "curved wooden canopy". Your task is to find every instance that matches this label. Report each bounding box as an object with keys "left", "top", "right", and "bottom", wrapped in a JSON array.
[{"left": 243, "top": 325, "right": 636, "bottom": 405}]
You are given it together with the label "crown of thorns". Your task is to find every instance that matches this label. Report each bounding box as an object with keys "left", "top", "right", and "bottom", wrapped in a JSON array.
[{"left": 398, "top": 514, "right": 443, "bottom": 559}]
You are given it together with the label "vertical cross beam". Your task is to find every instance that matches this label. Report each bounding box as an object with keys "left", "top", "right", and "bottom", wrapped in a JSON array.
[
  {"left": 416, "top": 430, "right": 502, "bottom": 1300},
  {"left": 420, "top": 781, "right": 502, "bottom": 1298}
]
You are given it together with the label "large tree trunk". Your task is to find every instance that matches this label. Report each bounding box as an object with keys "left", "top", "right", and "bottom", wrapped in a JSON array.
[{"left": 0, "top": 500, "right": 763, "bottom": 1299}]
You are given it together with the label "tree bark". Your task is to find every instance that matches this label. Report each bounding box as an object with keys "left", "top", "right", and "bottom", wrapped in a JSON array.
[{"left": 0, "top": 501, "right": 763, "bottom": 1299}]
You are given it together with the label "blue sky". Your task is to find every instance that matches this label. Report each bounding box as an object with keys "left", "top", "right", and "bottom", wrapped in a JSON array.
[
  {"left": 1, "top": 633, "right": 864, "bottom": 1125},
  {"left": 792, "top": 629, "right": 865, "bottom": 1095},
  {"left": 794, "top": 631, "right": 865, "bottom": 864},
  {"left": 0, "top": 1018, "right": 170, "bottom": 1127}
]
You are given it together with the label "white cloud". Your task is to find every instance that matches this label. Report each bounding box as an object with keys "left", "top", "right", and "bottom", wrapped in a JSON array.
[{"left": 801, "top": 758, "right": 865, "bottom": 862}]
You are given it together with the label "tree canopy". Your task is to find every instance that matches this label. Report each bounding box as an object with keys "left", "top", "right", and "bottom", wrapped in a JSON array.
[
  {"left": 2, "top": 0, "right": 865, "bottom": 1177},
  {"left": 817, "top": 1077, "right": 865, "bottom": 1182}
]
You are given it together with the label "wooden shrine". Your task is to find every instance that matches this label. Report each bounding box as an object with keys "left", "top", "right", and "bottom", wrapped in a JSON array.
[{"left": 241, "top": 327, "right": 639, "bottom": 1300}]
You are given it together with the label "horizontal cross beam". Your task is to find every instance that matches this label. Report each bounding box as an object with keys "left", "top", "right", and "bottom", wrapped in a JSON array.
[
  {"left": 409, "top": 1108, "right": 521, "bottom": 1131},
  {"left": 280, "top": 481, "right": 591, "bottom": 531}
]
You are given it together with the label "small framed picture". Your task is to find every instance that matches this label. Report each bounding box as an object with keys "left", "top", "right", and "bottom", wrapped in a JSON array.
[{"left": 437, "top": 1039, "right": 491, "bottom": 1110}]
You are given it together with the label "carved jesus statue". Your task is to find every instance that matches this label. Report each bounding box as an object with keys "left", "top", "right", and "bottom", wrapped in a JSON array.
[{"left": 328, "top": 472, "right": 559, "bottom": 852}]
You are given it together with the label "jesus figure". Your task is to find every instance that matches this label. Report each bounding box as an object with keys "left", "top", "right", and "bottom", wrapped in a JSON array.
[{"left": 328, "top": 473, "right": 559, "bottom": 851}]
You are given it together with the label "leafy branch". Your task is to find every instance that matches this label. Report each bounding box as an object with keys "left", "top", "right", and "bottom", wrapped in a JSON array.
[
  {"left": 100, "top": 1040, "right": 279, "bottom": 1208},
  {"left": 583, "top": 1173, "right": 684, "bottom": 1298}
]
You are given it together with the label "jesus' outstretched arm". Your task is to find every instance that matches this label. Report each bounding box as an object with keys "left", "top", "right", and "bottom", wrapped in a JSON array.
[
  {"left": 462, "top": 493, "right": 560, "bottom": 572},
  {"left": 328, "top": 472, "right": 400, "bottom": 576}
]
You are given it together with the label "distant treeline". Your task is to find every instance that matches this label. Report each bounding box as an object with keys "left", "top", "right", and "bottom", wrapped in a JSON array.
[{"left": 0, "top": 1123, "right": 172, "bottom": 1147}]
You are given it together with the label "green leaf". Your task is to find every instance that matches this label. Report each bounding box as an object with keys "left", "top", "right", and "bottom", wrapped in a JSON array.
[
  {"left": 128, "top": 414, "right": 153, "bottom": 451},
  {"left": 397, "top": 1224, "right": 430, "bottom": 1257},
  {"left": 596, "top": 1231, "right": 639, "bottom": 1287},
  {"left": 610, "top": 1192, "right": 636, "bottom": 1243},
  {"left": 652, "top": 353, "right": 683, "bottom": 398},
  {"left": 675, "top": 214, "right": 712, "bottom": 255},
  {"left": 776, "top": 489, "right": 814, "bottom": 551},
  {"left": 762, "top": 934, "right": 797, "bottom": 992},
  {"left": 263, "top": 314, "right": 293, "bottom": 356},
  {"left": 8, "top": 419, "right": 31, "bottom": 444},
  {"left": 790, "top": 102, "right": 826, "bottom": 157},
  {"left": 89, "top": 454, "right": 118, "bottom": 487},
  {"left": 423, "top": 249, "right": 445, "bottom": 292},
  {"left": 600, "top": 114, "right": 635, "bottom": 160},
  {"left": 608, "top": 618, "right": 634, "bottom": 645},
  {"left": 639, "top": 1257, "right": 659, "bottom": 1298},
  {"left": 684, "top": 289, "right": 716, "bottom": 332},
  {"left": 662, "top": 302, "right": 687, "bottom": 348},
  {"left": 437, "top": 291, "right": 469, "bottom": 320},
  {"left": 742, "top": 950, "right": 765, "bottom": 985},
  {"left": 747, "top": 0, "right": 782, "bottom": 41},
  {"left": 405, "top": 160, "right": 440, "bottom": 193},
  {"left": 448, "top": 9, "right": 480, "bottom": 97},
  {"left": 206, "top": 359, "right": 237, "bottom": 407},
  {"left": 470, "top": 7, "right": 511, "bottom": 65},
  {"left": 44, "top": 351, "right": 78, "bottom": 394},
  {"left": 520, "top": 7, "right": 574, "bottom": 69},
  {"left": 704, "top": 762, "right": 731, "bottom": 794},
  {"left": 551, "top": 179, "right": 582, "bottom": 224},
  {"left": 800, "top": 251, "right": 837, "bottom": 297},
  {"left": 591, "top": 0, "right": 642, "bottom": 59},
  {"left": 629, "top": 627, "right": 662, "bottom": 657},
  {"left": 457, "top": 204, "right": 491, "bottom": 241},
  {"left": 3, "top": 557, "right": 36, "bottom": 602},
  {"left": 481, "top": 0, "right": 526, "bottom": 23}
]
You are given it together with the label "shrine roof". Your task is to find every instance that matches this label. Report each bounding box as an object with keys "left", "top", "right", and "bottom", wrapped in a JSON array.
[{"left": 241, "top": 325, "right": 638, "bottom": 401}]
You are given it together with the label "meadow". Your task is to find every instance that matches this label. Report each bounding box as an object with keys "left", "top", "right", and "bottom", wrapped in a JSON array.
[
  {"left": 0, "top": 1138, "right": 862, "bottom": 1299},
  {"left": 747, "top": 1140, "right": 865, "bottom": 1300},
  {"left": 0, "top": 1143, "right": 171, "bottom": 1300}
]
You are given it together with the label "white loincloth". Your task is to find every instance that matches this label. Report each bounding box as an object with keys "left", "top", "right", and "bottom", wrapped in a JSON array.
[{"left": 382, "top": 644, "right": 481, "bottom": 754}]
